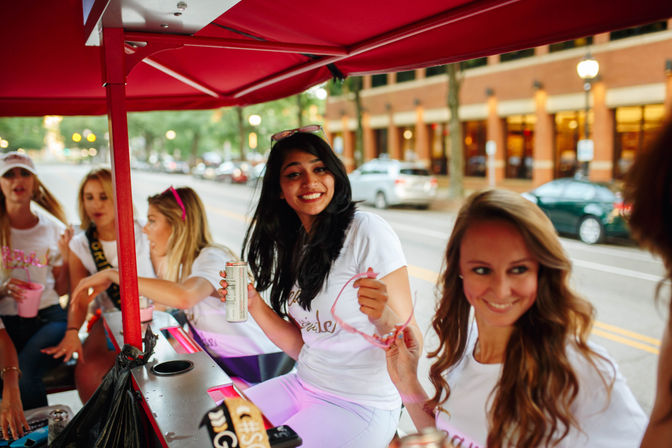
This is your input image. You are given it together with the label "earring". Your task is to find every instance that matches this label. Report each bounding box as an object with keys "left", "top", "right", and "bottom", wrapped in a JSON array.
[{"left": 458, "top": 274, "right": 463, "bottom": 279}]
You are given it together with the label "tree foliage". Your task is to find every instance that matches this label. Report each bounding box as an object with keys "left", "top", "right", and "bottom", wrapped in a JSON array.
[
  {"left": 0, "top": 117, "right": 45, "bottom": 152},
  {"left": 0, "top": 86, "right": 326, "bottom": 163}
]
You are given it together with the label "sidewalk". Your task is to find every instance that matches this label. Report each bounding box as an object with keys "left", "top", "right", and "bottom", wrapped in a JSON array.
[{"left": 430, "top": 187, "right": 464, "bottom": 213}]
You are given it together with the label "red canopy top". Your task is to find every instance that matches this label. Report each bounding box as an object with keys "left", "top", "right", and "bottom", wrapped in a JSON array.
[{"left": 2, "top": 0, "right": 671, "bottom": 116}]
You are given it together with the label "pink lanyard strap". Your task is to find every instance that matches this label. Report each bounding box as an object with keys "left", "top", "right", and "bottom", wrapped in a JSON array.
[{"left": 330, "top": 271, "right": 414, "bottom": 349}]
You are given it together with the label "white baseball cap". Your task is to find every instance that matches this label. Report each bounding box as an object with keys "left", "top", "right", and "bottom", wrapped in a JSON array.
[{"left": 0, "top": 152, "right": 37, "bottom": 177}]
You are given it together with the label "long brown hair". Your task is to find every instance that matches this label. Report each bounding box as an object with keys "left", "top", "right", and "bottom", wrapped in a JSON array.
[
  {"left": 147, "top": 187, "right": 235, "bottom": 283},
  {"left": 1, "top": 170, "right": 68, "bottom": 250},
  {"left": 427, "top": 189, "right": 612, "bottom": 447},
  {"left": 624, "top": 119, "right": 672, "bottom": 421},
  {"left": 77, "top": 167, "right": 114, "bottom": 230}
]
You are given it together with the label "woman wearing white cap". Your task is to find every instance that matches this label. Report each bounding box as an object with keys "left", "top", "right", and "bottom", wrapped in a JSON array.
[{"left": 0, "top": 151, "right": 72, "bottom": 410}]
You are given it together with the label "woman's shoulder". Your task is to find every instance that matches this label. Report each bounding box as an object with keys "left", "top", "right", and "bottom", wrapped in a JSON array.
[
  {"left": 69, "top": 228, "right": 89, "bottom": 248},
  {"left": 566, "top": 340, "right": 618, "bottom": 382},
  {"left": 349, "top": 210, "right": 394, "bottom": 235},
  {"left": 196, "top": 245, "right": 237, "bottom": 264}
]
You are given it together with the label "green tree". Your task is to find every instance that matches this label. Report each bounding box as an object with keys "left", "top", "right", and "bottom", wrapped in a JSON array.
[
  {"left": 328, "top": 77, "right": 363, "bottom": 166},
  {"left": 0, "top": 117, "right": 45, "bottom": 152},
  {"left": 447, "top": 63, "right": 464, "bottom": 198},
  {"left": 59, "top": 115, "right": 108, "bottom": 156}
]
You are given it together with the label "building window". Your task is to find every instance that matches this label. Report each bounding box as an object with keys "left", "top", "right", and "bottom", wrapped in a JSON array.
[
  {"left": 430, "top": 123, "right": 448, "bottom": 175},
  {"left": 425, "top": 65, "right": 447, "bottom": 77},
  {"left": 374, "top": 128, "right": 388, "bottom": 157},
  {"left": 463, "top": 121, "right": 487, "bottom": 177},
  {"left": 614, "top": 104, "right": 665, "bottom": 179},
  {"left": 500, "top": 48, "right": 535, "bottom": 63},
  {"left": 610, "top": 21, "right": 667, "bottom": 40},
  {"left": 395, "top": 70, "right": 416, "bottom": 83},
  {"left": 554, "top": 111, "right": 588, "bottom": 179},
  {"left": 549, "top": 36, "right": 594, "bottom": 52},
  {"left": 459, "top": 57, "right": 487, "bottom": 70},
  {"left": 371, "top": 74, "right": 388, "bottom": 88},
  {"left": 505, "top": 115, "right": 535, "bottom": 179}
]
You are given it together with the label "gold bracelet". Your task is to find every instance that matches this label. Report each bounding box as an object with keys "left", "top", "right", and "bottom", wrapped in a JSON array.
[
  {"left": 0, "top": 366, "right": 21, "bottom": 380},
  {"left": 0, "top": 280, "right": 9, "bottom": 296}
]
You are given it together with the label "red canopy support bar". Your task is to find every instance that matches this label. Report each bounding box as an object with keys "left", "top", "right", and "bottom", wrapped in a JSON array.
[
  {"left": 101, "top": 27, "right": 142, "bottom": 349},
  {"left": 123, "top": 31, "right": 349, "bottom": 56}
]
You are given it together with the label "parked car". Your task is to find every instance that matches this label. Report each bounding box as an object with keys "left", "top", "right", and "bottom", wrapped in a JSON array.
[
  {"left": 522, "top": 177, "right": 630, "bottom": 244},
  {"left": 246, "top": 162, "right": 266, "bottom": 187},
  {"left": 215, "top": 161, "right": 250, "bottom": 183},
  {"left": 192, "top": 162, "right": 218, "bottom": 180},
  {"left": 348, "top": 158, "right": 438, "bottom": 209},
  {"left": 161, "top": 155, "right": 190, "bottom": 174},
  {"left": 193, "top": 152, "right": 223, "bottom": 180}
]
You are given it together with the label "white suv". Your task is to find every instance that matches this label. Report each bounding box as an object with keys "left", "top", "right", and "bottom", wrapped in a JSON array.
[{"left": 348, "top": 158, "right": 438, "bottom": 209}]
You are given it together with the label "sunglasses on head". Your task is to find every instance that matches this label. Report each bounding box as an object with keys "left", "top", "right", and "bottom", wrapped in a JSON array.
[{"left": 271, "top": 124, "right": 324, "bottom": 143}]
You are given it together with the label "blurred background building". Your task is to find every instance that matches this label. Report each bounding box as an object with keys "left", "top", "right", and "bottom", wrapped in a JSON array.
[{"left": 325, "top": 19, "right": 672, "bottom": 191}]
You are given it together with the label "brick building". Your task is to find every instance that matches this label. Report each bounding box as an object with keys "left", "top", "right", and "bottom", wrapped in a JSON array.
[{"left": 325, "top": 20, "right": 672, "bottom": 192}]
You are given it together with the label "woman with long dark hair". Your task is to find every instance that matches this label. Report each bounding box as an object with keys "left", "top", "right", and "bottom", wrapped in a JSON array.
[
  {"left": 387, "top": 189, "right": 646, "bottom": 447},
  {"left": 220, "top": 128, "right": 419, "bottom": 447}
]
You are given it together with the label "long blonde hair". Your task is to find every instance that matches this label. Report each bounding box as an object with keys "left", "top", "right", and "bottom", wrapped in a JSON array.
[
  {"left": 77, "top": 167, "right": 114, "bottom": 230},
  {"left": 147, "top": 187, "right": 235, "bottom": 283},
  {"left": 1, "top": 171, "right": 68, "bottom": 250},
  {"left": 427, "top": 189, "right": 612, "bottom": 447}
]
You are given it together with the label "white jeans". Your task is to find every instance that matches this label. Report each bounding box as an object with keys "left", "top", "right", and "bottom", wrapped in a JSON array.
[{"left": 245, "top": 373, "right": 400, "bottom": 448}]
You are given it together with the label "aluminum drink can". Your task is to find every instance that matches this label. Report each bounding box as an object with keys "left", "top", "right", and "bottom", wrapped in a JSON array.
[
  {"left": 399, "top": 428, "right": 451, "bottom": 448},
  {"left": 48, "top": 408, "right": 69, "bottom": 444},
  {"left": 225, "top": 261, "right": 248, "bottom": 322}
]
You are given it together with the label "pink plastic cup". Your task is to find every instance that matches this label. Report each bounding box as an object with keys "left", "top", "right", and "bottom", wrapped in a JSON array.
[
  {"left": 140, "top": 305, "right": 154, "bottom": 323},
  {"left": 17, "top": 282, "right": 44, "bottom": 318}
]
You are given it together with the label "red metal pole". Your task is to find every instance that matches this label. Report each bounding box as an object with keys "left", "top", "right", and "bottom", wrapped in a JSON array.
[{"left": 101, "top": 27, "right": 142, "bottom": 349}]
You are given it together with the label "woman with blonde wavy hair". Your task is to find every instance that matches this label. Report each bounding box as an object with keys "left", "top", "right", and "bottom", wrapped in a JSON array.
[
  {"left": 387, "top": 188, "right": 647, "bottom": 447},
  {"left": 71, "top": 186, "right": 291, "bottom": 384},
  {"left": 0, "top": 152, "right": 72, "bottom": 410},
  {"left": 43, "top": 167, "right": 154, "bottom": 404}
]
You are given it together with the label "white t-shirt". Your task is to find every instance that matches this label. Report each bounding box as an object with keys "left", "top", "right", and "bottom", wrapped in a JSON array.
[
  {"left": 186, "top": 246, "right": 282, "bottom": 358},
  {"left": 291, "top": 211, "right": 407, "bottom": 410},
  {"left": 435, "top": 327, "right": 648, "bottom": 447},
  {"left": 69, "top": 220, "right": 155, "bottom": 312},
  {"left": 0, "top": 210, "right": 64, "bottom": 315}
]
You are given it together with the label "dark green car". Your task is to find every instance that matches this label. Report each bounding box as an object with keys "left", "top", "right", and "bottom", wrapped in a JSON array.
[{"left": 522, "top": 178, "right": 630, "bottom": 244}]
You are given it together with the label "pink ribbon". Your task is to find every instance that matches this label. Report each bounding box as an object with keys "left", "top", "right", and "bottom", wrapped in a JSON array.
[{"left": 330, "top": 271, "right": 414, "bottom": 349}]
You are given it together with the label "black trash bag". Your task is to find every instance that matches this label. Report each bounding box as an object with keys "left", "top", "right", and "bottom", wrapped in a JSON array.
[{"left": 50, "top": 326, "right": 157, "bottom": 448}]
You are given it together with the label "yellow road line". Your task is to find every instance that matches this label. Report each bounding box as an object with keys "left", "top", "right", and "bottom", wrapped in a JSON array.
[
  {"left": 591, "top": 329, "right": 659, "bottom": 355},
  {"left": 408, "top": 265, "right": 439, "bottom": 284},
  {"left": 593, "top": 321, "right": 660, "bottom": 347}
]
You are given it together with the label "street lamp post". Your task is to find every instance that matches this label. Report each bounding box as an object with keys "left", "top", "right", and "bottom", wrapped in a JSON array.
[
  {"left": 576, "top": 53, "right": 599, "bottom": 178},
  {"left": 248, "top": 114, "right": 261, "bottom": 159}
]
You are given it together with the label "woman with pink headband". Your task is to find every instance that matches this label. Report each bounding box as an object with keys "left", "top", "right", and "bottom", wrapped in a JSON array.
[{"left": 71, "top": 186, "right": 290, "bottom": 385}]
